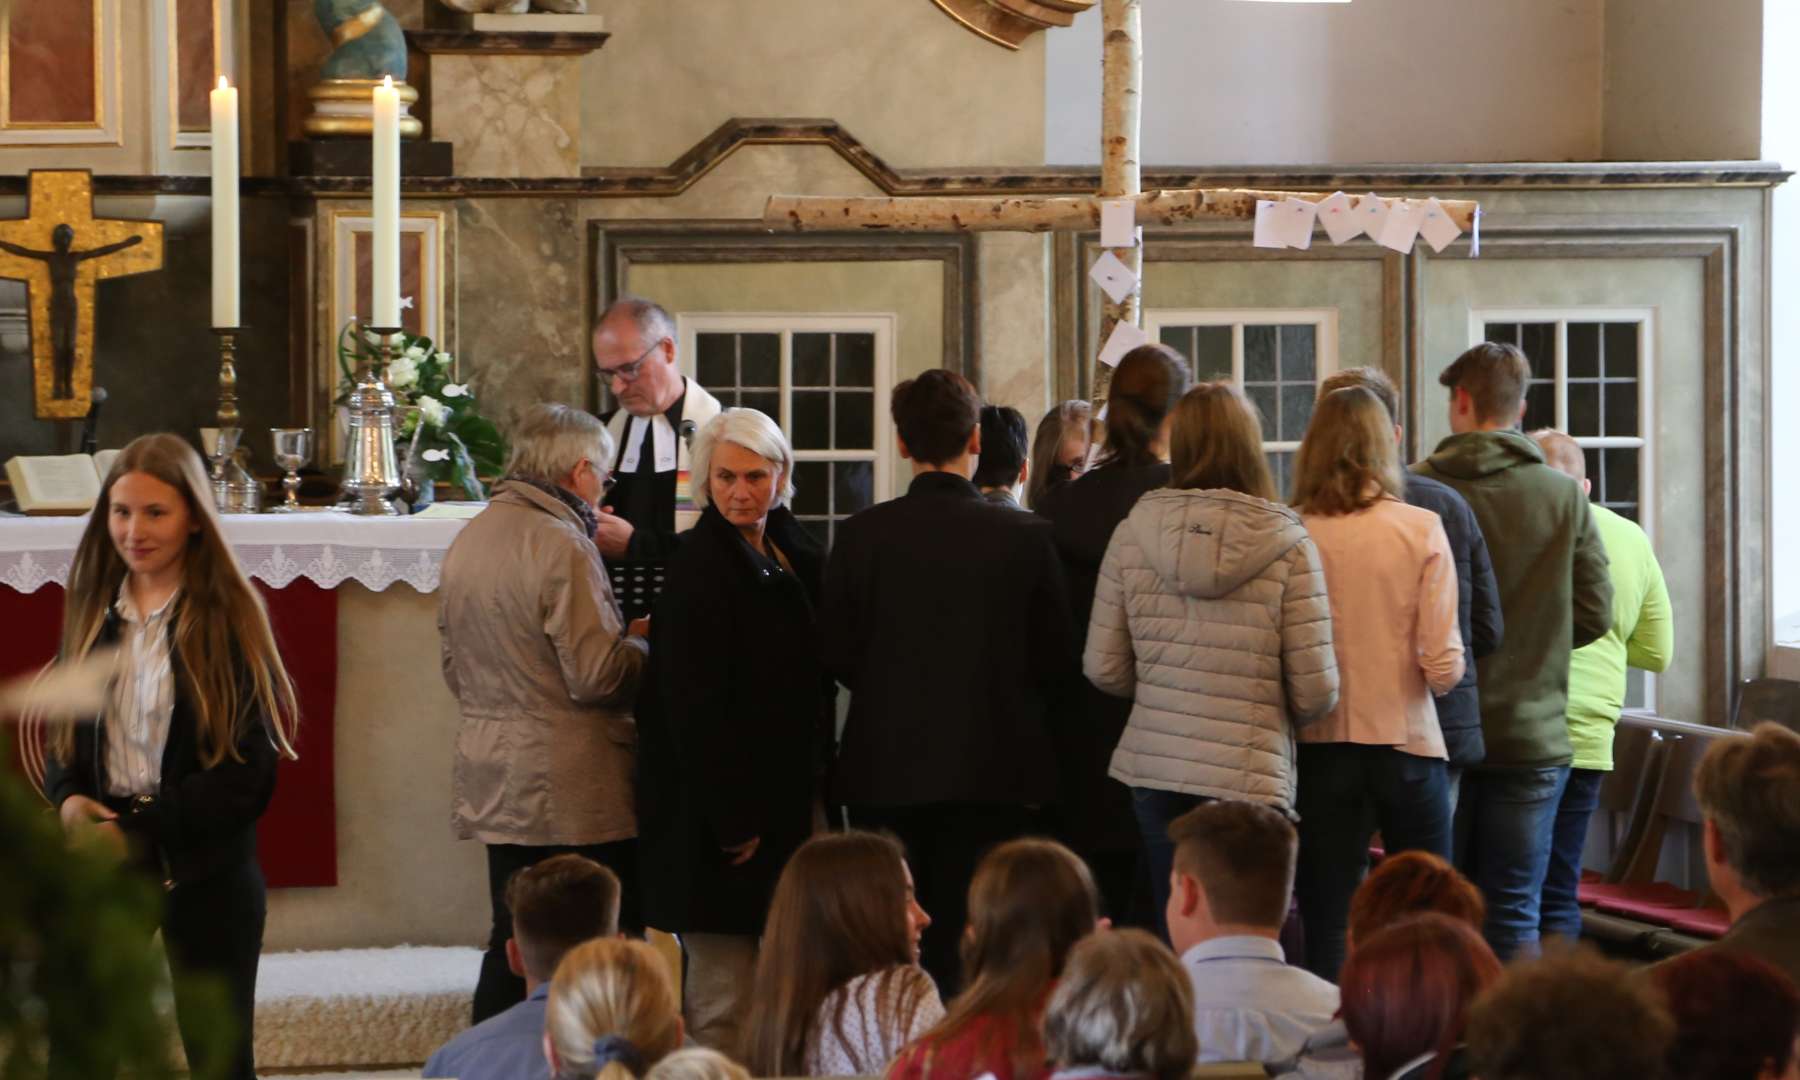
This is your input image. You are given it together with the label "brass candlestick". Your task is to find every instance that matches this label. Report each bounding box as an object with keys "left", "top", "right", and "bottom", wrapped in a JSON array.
[
  {"left": 215, "top": 326, "right": 240, "bottom": 430},
  {"left": 205, "top": 327, "right": 251, "bottom": 512},
  {"left": 337, "top": 325, "right": 403, "bottom": 516}
]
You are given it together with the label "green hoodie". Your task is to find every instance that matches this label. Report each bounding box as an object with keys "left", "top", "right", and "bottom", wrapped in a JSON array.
[{"left": 1413, "top": 430, "right": 1613, "bottom": 768}]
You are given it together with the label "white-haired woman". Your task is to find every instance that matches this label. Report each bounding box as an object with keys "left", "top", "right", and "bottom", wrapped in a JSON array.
[
  {"left": 440, "top": 402, "right": 651, "bottom": 1024},
  {"left": 634, "top": 408, "right": 832, "bottom": 1051}
]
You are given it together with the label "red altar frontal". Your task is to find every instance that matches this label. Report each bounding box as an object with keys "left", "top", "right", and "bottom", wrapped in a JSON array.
[{"left": 0, "top": 513, "right": 470, "bottom": 890}]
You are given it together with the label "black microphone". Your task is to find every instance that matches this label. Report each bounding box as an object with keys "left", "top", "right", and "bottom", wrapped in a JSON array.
[
  {"left": 81, "top": 386, "right": 107, "bottom": 455},
  {"left": 679, "top": 419, "right": 697, "bottom": 448}
]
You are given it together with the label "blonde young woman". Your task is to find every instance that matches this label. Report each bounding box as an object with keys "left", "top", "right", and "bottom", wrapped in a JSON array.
[
  {"left": 543, "top": 938, "right": 685, "bottom": 1080},
  {"left": 1288, "top": 385, "right": 1465, "bottom": 982},
  {"left": 45, "top": 433, "right": 300, "bottom": 1080},
  {"left": 1084, "top": 381, "right": 1339, "bottom": 943}
]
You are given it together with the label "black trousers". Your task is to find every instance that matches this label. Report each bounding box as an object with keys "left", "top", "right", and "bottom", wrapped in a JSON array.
[
  {"left": 165, "top": 859, "right": 267, "bottom": 1080},
  {"left": 474, "top": 839, "right": 642, "bottom": 1024},
  {"left": 849, "top": 803, "right": 1039, "bottom": 996}
]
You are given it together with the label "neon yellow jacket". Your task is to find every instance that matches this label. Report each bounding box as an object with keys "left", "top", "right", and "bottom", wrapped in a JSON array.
[{"left": 1567, "top": 504, "right": 1673, "bottom": 770}]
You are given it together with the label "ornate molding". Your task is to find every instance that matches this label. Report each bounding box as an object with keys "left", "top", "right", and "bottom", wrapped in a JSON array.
[{"left": 930, "top": 0, "right": 1095, "bottom": 49}]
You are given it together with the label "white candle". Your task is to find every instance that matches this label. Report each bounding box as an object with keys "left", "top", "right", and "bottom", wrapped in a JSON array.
[
  {"left": 371, "top": 75, "right": 401, "bottom": 329},
  {"left": 209, "top": 76, "right": 239, "bottom": 328}
]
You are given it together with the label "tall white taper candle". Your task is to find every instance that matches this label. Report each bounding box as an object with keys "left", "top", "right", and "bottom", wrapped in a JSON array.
[
  {"left": 371, "top": 75, "right": 401, "bottom": 329},
  {"left": 209, "top": 76, "right": 239, "bottom": 328}
]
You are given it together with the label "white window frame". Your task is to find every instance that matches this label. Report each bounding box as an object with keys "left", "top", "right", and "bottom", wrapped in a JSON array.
[
  {"left": 1143, "top": 308, "right": 1340, "bottom": 453},
  {"left": 677, "top": 313, "right": 897, "bottom": 516}
]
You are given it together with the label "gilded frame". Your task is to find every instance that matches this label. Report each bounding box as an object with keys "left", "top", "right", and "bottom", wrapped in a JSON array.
[{"left": 0, "top": 0, "right": 122, "bottom": 147}]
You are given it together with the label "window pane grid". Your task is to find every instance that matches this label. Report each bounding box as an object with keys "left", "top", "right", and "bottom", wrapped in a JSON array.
[{"left": 1155, "top": 317, "right": 1326, "bottom": 470}]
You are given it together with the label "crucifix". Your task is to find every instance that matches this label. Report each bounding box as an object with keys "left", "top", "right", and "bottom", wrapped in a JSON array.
[
  {"left": 763, "top": 0, "right": 1478, "bottom": 415},
  {"left": 0, "top": 170, "right": 165, "bottom": 420}
]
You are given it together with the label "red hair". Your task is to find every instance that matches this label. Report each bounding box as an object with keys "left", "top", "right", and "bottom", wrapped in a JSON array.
[
  {"left": 1347, "top": 851, "right": 1485, "bottom": 949},
  {"left": 1649, "top": 948, "right": 1800, "bottom": 1080},
  {"left": 1340, "top": 913, "right": 1501, "bottom": 1080}
]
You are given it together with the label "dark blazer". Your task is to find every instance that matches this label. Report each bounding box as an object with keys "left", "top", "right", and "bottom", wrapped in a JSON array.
[
  {"left": 1684, "top": 896, "right": 1800, "bottom": 992},
  {"left": 1404, "top": 474, "right": 1504, "bottom": 767},
  {"left": 1035, "top": 460, "right": 1169, "bottom": 854},
  {"left": 43, "top": 611, "right": 279, "bottom": 886},
  {"left": 820, "top": 471, "right": 1077, "bottom": 808},
  {"left": 635, "top": 504, "right": 830, "bottom": 935}
]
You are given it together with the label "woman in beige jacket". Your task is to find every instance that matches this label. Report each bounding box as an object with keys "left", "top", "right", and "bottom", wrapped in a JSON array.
[
  {"left": 438, "top": 403, "right": 650, "bottom": 1023},
  {"left": 1288, "top": 385, "right": 1465, "bottom": 981},
  {"left": 1084, "top": 381, "right": 1339, "bottom": 943}
]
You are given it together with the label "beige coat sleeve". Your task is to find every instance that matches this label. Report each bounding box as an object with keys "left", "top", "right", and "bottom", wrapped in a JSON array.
[
  {"left": 1415, "top": 519, "right": 1467, "bottom": 696},
  {"left": 1281, "top": 537, "right": 1339, "bottom": 725},
  {"left": 437, "top": 598, "right": 461, "bottom": 699},
  {"left": 1083, "top": 523, "right": 1137, "bottom": 700},
  {"left": 542, "top": 541, "right": 647, "bottom": 709}
]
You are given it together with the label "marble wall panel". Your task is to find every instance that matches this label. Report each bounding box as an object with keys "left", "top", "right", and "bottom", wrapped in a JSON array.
[
  {"left": 430, "top": 54, "right": 581, "bottom": 178},
  {"left": 175, "top": 0, "right": 215, "bottom": 132},
  {"left": 977, "top": 232, "right": 1051, "bottom": 418},
  {"left": 6, "top": 0, "right": 97, "bottom": 125}
]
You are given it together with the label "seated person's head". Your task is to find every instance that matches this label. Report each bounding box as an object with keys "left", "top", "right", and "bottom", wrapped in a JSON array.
[
  {"left": 741, "top": 831, "right": 935, "bottom": 1076},
  {"left": 1648, "top": 948, "right": 1800, "bottom": 1080},
  {"left": 892, "top": 369, "right": 982, "bottom": 471},
  {"left": 1347, "top": 850, "right": 1486, "bottom": 954},
  {"left": 972, "top": 404, "right": 1030, "bottom": 493},
  {"left": 1044, "top": 929, "right": 1197, "bottom": 1080},
  {"left": 643, "top": 1048, "right": 751, "bottom": 1080},
  {"left": 1165, "top": 800, "right": 1296, "bottom": 953},
  {"left": 919, "top": 839, "right": 1100, "bottom": 1072},
  {"left": 508, "top": 854, "right": 623, "bottom": 988},
  {"left": 543, "top": 938, "right": 682, "bottom": 1080},
  {"left": 1467, "top": 946, "right": 1673, "bottom": 1080},
  {"left": 1439, "top": 342, "right": 1531, "bottom": 434},
  {"left": 1339, "top": 913, "right": 1501, "bottom": 1080},
  {"left": 1696, "top": 723, "right": 1800, "bottom": 911}
]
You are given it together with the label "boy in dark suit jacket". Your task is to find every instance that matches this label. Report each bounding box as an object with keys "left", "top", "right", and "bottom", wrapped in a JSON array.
[{"left": 820, "top": 369, "right": 1076, "bottom": 994}]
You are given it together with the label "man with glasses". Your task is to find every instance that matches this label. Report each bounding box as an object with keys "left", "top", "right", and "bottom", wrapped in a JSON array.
[{"left": 593, "top": 296, "right": 722, "bottom": 560}]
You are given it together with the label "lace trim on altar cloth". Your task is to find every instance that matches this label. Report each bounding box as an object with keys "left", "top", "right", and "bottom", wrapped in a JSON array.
[{"left": 0, "top": 513, "right": 471, "bottom": 594}]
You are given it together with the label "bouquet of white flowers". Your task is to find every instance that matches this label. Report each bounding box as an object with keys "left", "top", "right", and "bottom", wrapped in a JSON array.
[{"left": 335, "top": 320, "right": 506, "bottom": 501}]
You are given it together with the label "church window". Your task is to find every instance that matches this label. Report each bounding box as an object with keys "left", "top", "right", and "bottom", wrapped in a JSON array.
[
  {"left": 681, "top": 315, "right": 895, "bottom": 548},
  {"left": 1146, "top": 309, "right": 1340, "bottom": 497}
]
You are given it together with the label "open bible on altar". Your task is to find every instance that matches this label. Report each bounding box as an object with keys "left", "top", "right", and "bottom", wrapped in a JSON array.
[{"left": 3, "top": 450, "right": 121, "bottom": 514}]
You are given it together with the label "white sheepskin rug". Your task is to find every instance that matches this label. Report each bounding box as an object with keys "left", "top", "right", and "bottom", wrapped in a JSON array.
[{"left": 255, "top": 946, "right": 479, "bottom": 1070}]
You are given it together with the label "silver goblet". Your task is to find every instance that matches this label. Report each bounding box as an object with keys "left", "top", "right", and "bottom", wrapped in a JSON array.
[{"left": 270, "top": 428, "right": 315, "bottom": 513}]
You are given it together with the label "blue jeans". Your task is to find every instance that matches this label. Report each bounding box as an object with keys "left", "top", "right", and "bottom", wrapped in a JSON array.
[
  {"left": 1452, "top": 764, "right": 1571, "bottom": 961},
  {"left": 1131, "top": 787, "right": 1212, "bottom": 944},
  {"left": 1540, "top": 766, "right": 1605, "bottom": 941},
  {"left": 1295, "top": 743, "right": 1453, "bottom": 980}
]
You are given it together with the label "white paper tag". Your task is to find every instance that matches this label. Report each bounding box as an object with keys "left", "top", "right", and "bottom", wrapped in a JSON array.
[
  {"left": 1088, "top": 250, "right": 1139, "bottom": 304},
  {"left": 1273, "top": 198, "right": 1318, "bottom": 250},
  {"left": 1097, "top": 321, "right": 1150, "bottom": 367},
  {"left": 1470, "top": 206, "right": 1482, "bottom": 258},
  {"left": 1377, "top": 198, "right": 1424, "bottom": 254},
  {"left": 1100, "top": 198, "right": 1138, "bottom": 248},
  {"left": 1356, "top": 194, "right": 1390, "bottom": 244},
  {"left": 1418, "top": 197, "right": 1463, "bottom": 253},
  {"left": 1253, "top": 200, "right": 1286, "bottom": 249},
  {"left": 1316, "top": 190, "right": 1360, "bottom": 244}
]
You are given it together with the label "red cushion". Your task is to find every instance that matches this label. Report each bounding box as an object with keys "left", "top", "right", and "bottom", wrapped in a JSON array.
[
  {"left": 1663, "top": 907, "right": 1731, "bottom": 938},
  {"left": 1579, "top": 881, "right": 1692, "bottom": 909},
  {"left": 1591, "top": 883, "right": 1717, "bottom": 930}
]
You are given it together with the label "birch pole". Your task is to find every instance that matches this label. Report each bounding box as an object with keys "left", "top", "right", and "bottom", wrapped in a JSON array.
[{"left": 1093, "top": 0, "right": 1141, "bottom": 409}]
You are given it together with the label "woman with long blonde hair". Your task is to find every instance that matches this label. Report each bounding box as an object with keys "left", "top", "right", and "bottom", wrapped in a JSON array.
[
  {"left": 1289, "top": 385, "right": 1464, "bottom": 982},
  {"left": 44, "top": 433, "right": 298, "bottom": 1080},
  {"left": 543, "top": 938, "right": 685, "bottom": 1080},
  {"left": 1084, "top": 381, "right": 1339, "bottom": 943}
]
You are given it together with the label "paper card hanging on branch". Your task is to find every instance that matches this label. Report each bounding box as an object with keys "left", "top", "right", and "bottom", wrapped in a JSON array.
[
  {"left": 1100, "top": 199, "right": 1138, "bottom": 248},
  {"left": 1376, "top": 198, "right": 1425, "bottom": 254},
  {"left": 1470, "top": 207, "right": 1482, "bottom": 258},
  {"left": 1088, "top": 250, "right": 1139, "bottom": 304},
  {"left": 1097, "top": 321, "right": 1150, "bottom": 368},
  {"left": 1316, "top": 191, "right": 1361, "bottom": 245},
  {"left": 1253, "top": 200, "right": 1286, "bottom": 249},
  {"left": 1355, "top": 194, "right": 1391, "bottom": 243},
  {"left": 1418, "top": 197, "right": 1463, "bottom": 253},
  {"left": 1273, "top": 198, "right": 1318, "bottom": 250}
]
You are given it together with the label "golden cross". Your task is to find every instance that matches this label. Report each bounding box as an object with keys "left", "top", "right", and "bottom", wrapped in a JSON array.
[{"left": 0, "top": 170, "right": 164, "bottom": 420}]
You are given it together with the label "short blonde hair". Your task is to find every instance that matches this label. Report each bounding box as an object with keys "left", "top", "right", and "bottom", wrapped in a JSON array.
[
  {"left": 644, "top": 1048, "right": 750, "bottom": 1080},
  {"left": 545, "top": 939, "right": 682, "bottom": 1080},
  {"left": 506, "top": 403, "right": 614, "bottom": 486},
  {"left": 1043, "top": 930, "right": 1197, "bottom": 1080},
  {"left": 689, "top": 408, "right": 796, "bottom": 511}
]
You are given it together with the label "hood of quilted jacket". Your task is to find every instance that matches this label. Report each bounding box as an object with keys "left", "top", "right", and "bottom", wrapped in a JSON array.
[{"left": 1124, "top": 487, "right": 1310, "bottom": 599}]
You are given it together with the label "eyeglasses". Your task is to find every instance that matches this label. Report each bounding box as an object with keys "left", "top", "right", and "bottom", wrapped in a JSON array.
[{"left": 598, "top": 338, "right": 667, "bottom": 385}]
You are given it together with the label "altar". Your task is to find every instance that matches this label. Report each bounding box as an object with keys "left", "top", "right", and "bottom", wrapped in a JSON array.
[{"left": 0, "top": 512, "right": 492, "bottom": 951}]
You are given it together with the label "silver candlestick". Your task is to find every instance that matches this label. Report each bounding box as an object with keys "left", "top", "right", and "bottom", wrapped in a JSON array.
[{"left": 337, "top": 325, "right": 403, "bottom": 516}]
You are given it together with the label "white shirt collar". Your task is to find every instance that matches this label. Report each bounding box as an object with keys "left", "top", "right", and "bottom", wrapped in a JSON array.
[
  {"left": 1182, "top": 934, "right": 1288, "bottom": 965},
  {"left": 114, "top": 579, "right": 180, "bottom": 624}
]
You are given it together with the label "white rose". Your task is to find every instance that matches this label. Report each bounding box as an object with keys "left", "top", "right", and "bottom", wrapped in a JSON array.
[
  {"left": 418, "top": 395, "right": 450, "bottom": 428},
  {"left": 441, "top": 382, "right": 470, "bottom": 399},
  {"left": 384, "top": 355, "right": 419, "bottom": 390},
  {"left": 435, "top": 351, "right": 452, "bottom": 365},
  {"left": 403, "top": 344, "right": 428, "bottom": 362},
  {"left": 363, "top": 329, "right": 382, "bottom": 346}
]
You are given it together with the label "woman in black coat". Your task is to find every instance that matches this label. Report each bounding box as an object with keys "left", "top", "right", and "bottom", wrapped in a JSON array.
[
  {"left": 1034, "top": 344, "right": 1190, "bottom": 930},
  {"left": 635, "top": 408, "right": 830, "bottom": 1052}
]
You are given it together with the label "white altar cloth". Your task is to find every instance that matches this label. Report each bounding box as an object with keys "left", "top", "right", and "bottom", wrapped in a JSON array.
[{"left": 0, "top": 510, "right": 476, "bottom": 594}]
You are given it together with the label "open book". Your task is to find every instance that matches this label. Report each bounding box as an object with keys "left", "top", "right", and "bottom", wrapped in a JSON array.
[{"left": 4, "top": 450, "right": 121, "bottom": 514}]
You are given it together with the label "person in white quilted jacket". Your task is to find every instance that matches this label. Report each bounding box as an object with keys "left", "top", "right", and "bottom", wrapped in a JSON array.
[{"left": 1084, "top": 380, "right": 1339, "bottom": 943}]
